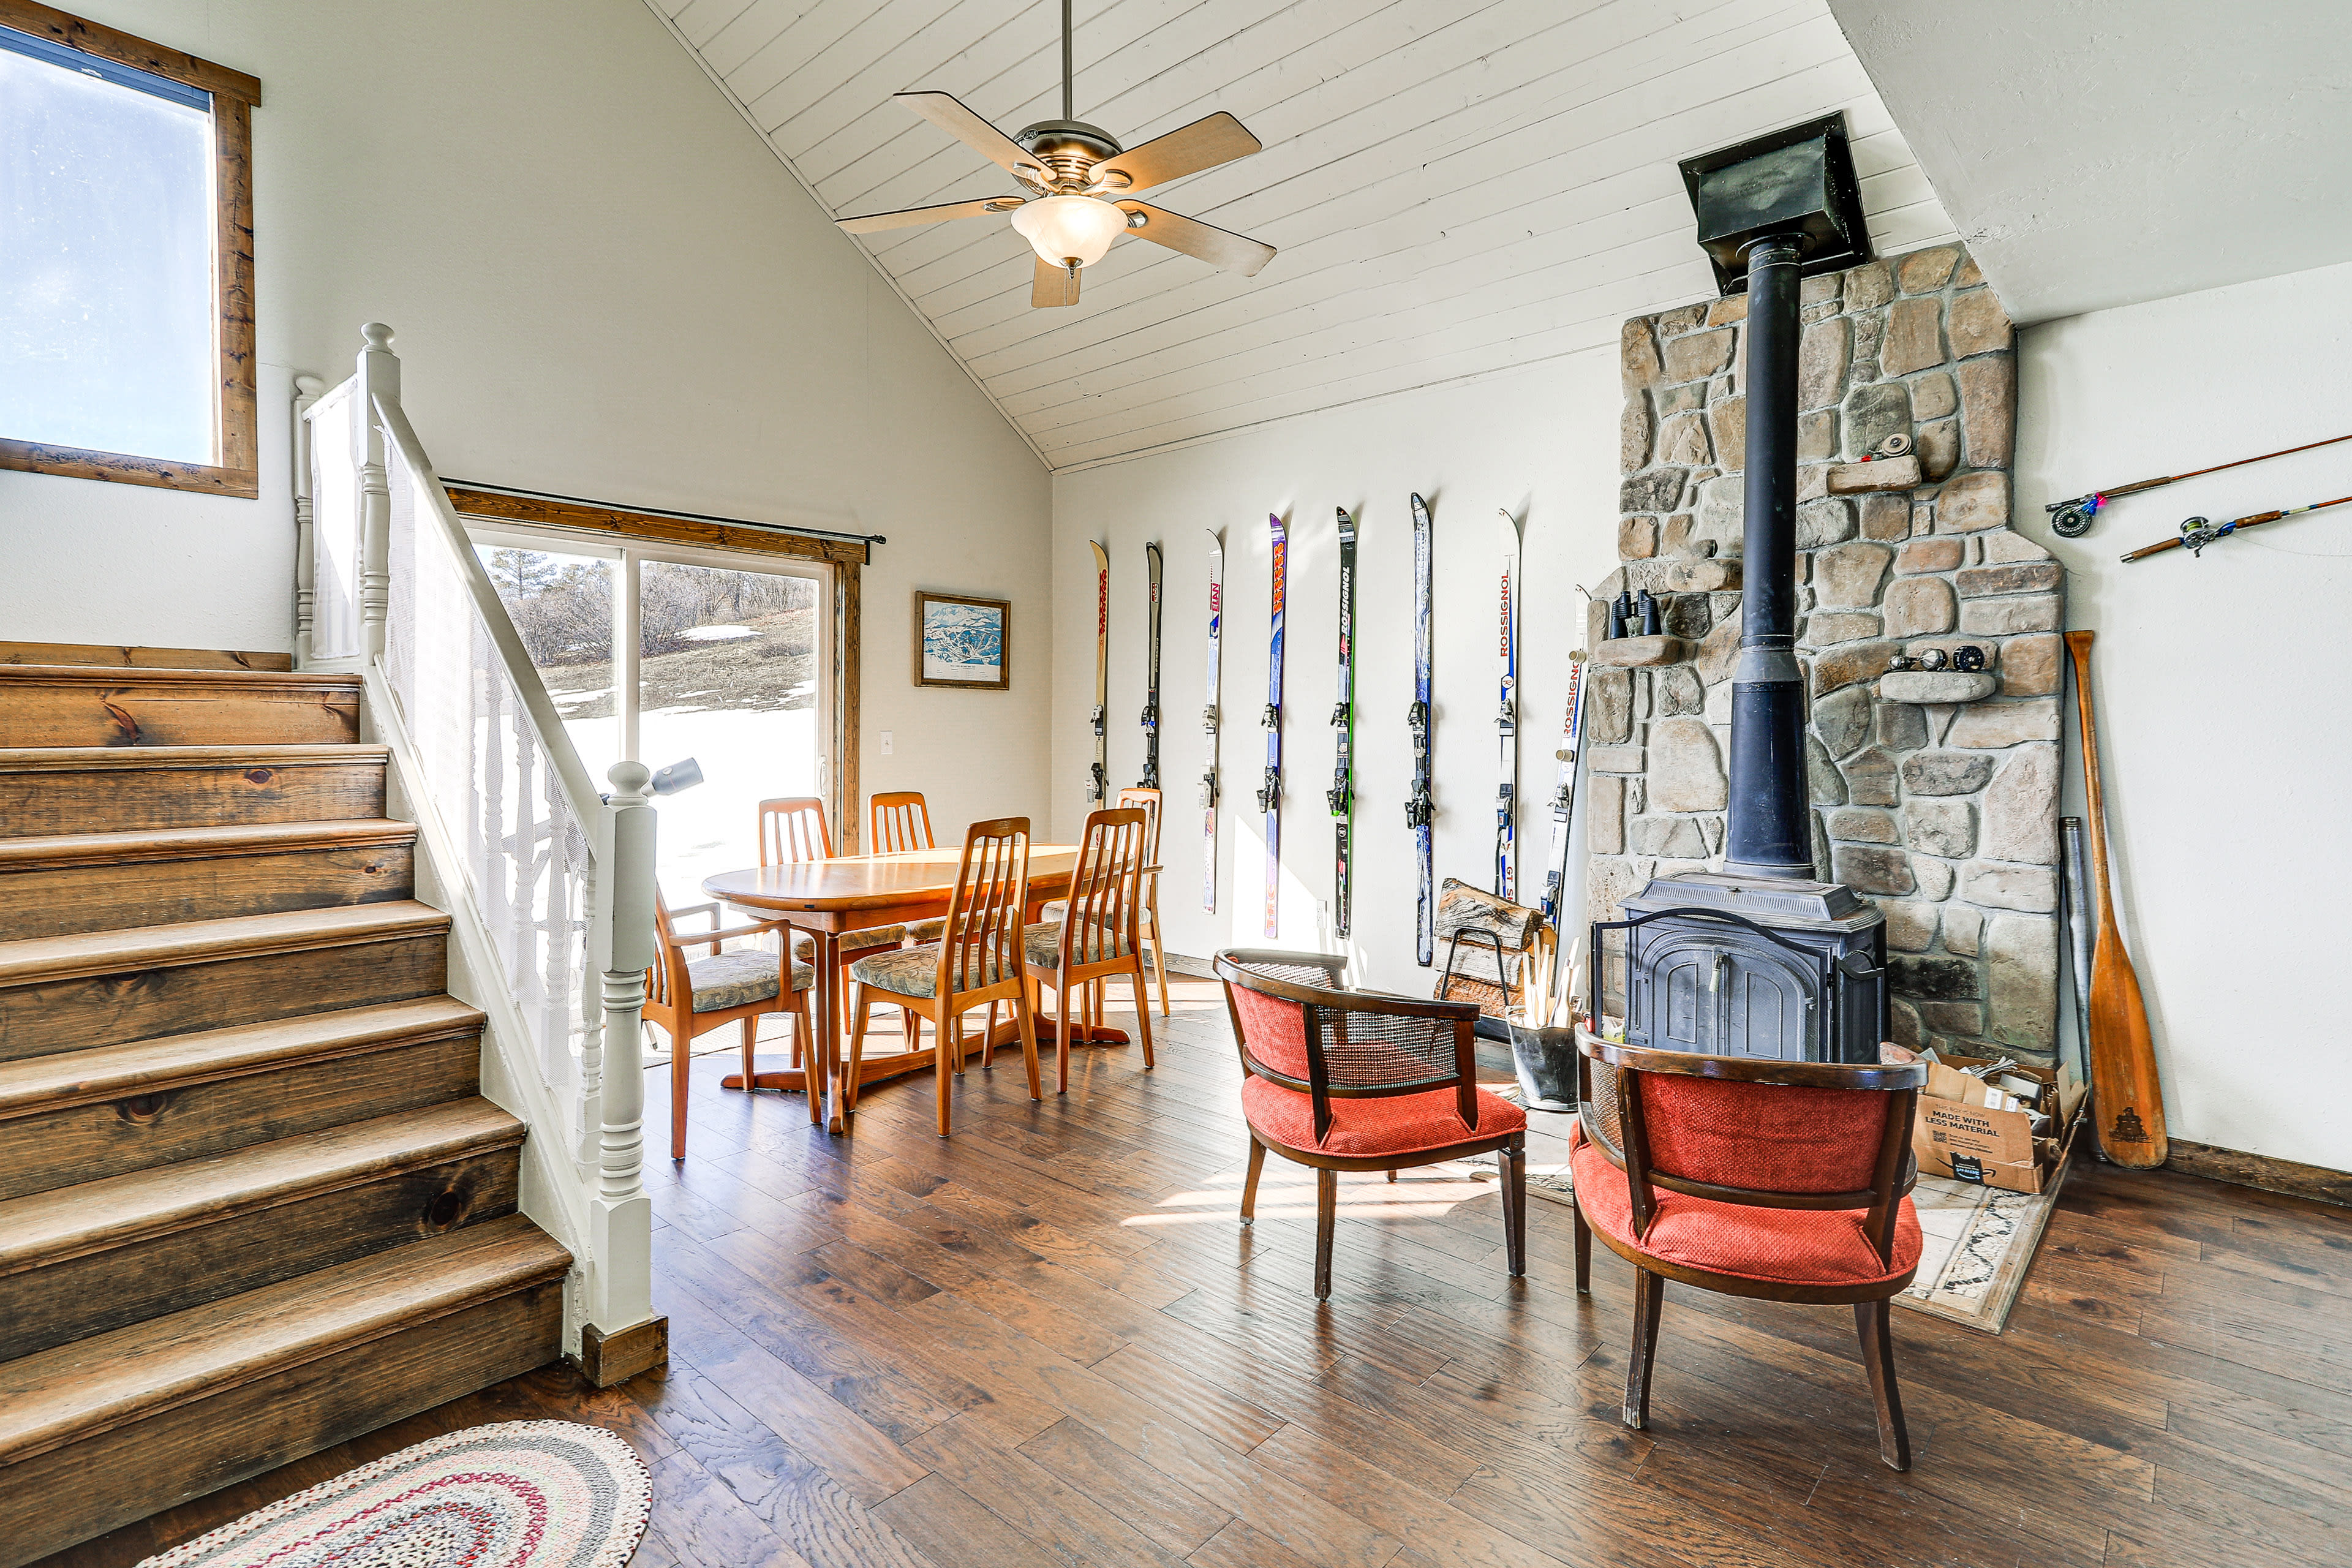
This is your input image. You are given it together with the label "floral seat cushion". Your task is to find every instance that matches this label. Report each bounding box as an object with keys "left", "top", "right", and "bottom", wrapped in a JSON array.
[
  {"left": 687, "top": 951, "right": 812, "bottom": 1012},
  {"left": 1021, "top": 920, "right": 1132, "bottom": 968},
  {"left": 848, "top": 941, "right": 1013, "bottom": 999},
  {"left": 903, "top": 917, "right": 948, "bottom": 943},
  {"left": 790, "top": 925, "right": 906, "bottom": 963}
]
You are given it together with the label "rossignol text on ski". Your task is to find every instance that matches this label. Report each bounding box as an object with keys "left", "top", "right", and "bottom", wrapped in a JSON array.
[
  {"left": 1329, "top": 508, "right": 1357, "bottom": 940},
  {"left": 1201, "top": 529, "right": 1224, "bottom": 913},
  {"left": 1538, "top": 650, "right": 1588, "bottom": 931},
  {"left": 1493, "top": 507, "right": 1523, "bottom": 901},
  {"left": 1408, "top": 493, "right": 1435, "bottom": 965},
  {"left": 1139, "top": 540, "right": 1163, "bottom": 788},
  {"left": 1088, "top": 540, "right": 1109, "bottom": 804},
  {"left": 1256, "top": 514, "right": 1287, "bottom": 938}
]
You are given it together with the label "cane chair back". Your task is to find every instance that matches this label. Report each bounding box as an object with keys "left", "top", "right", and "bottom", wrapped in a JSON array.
[
  {"left": 1577, "top": 1036, "right": 1923, "bottom": 1263},
  {"left": 1216, "top": 949, "right": 1480, "bottom": 1145},
  {"left": 870, "top": 791, "right": 935, "bottom": 854},
  {"left": 935, "top": 817, "right": 1031, "bottom": 996},
  {"left": 759, "top": 796, "right": 832, "bottom": 865}
]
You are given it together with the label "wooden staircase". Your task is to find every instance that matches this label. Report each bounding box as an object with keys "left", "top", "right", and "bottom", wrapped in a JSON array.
[{"left": 0, "top": 647, "right": 572, "bottom": 1566}]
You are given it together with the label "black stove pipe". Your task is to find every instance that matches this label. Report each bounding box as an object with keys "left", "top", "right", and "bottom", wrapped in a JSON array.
[{"left": 1721, "top": 234, "right": 1815, "bottom": 881}]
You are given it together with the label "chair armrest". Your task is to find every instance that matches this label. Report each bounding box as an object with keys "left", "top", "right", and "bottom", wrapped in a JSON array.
[
  {"left": 672, "top": 901, "right": 722, "bottom": 929},
  {"left": 667, "top": 918, "right": 791, "bottom": 954}
]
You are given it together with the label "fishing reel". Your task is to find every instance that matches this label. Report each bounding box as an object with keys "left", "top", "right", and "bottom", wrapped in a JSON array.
[
  {"left": 2047, "top": 494, "right": 2103, "bottom": 538},
  {"left": 2178, "top": 516, "right": 2231, "bottom": 556}
]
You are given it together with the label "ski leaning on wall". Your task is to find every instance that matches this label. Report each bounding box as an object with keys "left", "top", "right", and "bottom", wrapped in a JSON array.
[
  {"left": 1407, "top": 494, "right": 1436, "bottom": 965},
  {"left": 1256, "top": 514, "right": 1288, "bottom": 939},
  {"left": 1493, "top": 507, "right": 1523, "bottom": 902},
  {"left": 1329, "top": 508, "right": 1357, "bottom": 940},
  {"left": 1538, "top": 650, "right": 1588, "bottom": 930},
  {"left": 1089, "top": 540, "right": 1109, "bottom": 804},
  {"left": 1139, "top": 540, "right": 1163, "bottom": 788},
  {"left": 1201, "top": 529, "right": 1224, "bottom": 913}
]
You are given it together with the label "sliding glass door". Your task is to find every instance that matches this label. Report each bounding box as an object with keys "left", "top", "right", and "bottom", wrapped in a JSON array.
[{"left": 475, "top": 528, "right": 829, "bottom": 906}]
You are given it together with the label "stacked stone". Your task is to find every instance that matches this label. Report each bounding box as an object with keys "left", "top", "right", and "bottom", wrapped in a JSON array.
[{"left": 1594, "top": 243, "right": 2062, "bottom": 1062}]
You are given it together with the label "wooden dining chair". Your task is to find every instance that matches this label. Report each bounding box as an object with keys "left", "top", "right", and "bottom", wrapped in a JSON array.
[
  {"left": 759, "top": 795, "right": 918, "bottom": 1047},
  {"left": 1022, "top": 807, "right": 1156, "bottom": 1093},
  {"left": 869, "top": 790, "right": 947, "bottom": 944},
  {"left": 646, "top": 892, "right": 813, "bottom": 1158},
  {"left": 1114, "top": 786, "right": 1171, "bottom": 1017},
  {"left": 1214, "top": 948, "right": 1526, "bottom": 1300},
  {"left": 845, "top": 817, "right": 1042, "bottom": 1136},
  {"left": 1569, "top": 1031, "right": 1928, "bottom": 1469}
]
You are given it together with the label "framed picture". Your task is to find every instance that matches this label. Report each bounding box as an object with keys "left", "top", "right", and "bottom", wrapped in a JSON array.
[{"left": 914, "top": 590, "right": 1010, "bottom": 690}]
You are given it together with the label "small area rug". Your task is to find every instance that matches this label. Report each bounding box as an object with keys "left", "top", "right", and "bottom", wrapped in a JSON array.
[
  {"left": 1466, "top": 1084, "right": 2070, "bottom": 1336},
  {"left": 137, "top": 1421, "right": 650, "bottom": 1568}
]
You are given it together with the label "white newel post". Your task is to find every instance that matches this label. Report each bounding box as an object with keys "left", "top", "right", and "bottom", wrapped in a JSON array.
[
  {"left": 292, "top": 374, "right": 324, "bottom": 665},
  {"left": 357, "top": 323, "right": 400, "bottom": 661},
  {"left": 587, "top": 760, "right": 657, "bottom": 1333}
]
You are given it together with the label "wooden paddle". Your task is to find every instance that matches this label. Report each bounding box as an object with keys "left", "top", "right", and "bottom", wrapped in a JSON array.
[{"left": 2065, "top": 631, "right": 2167, "bottom": 1168}]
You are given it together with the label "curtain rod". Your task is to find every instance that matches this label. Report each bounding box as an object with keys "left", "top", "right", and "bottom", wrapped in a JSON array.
[{"left": 441, "top": 478, "right": 886, "bottom": 547}]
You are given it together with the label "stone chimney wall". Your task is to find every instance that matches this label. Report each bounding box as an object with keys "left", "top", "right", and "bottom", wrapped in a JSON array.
[{"left": 1592, "top": 243, "right": 2063, "bottom": 1061}]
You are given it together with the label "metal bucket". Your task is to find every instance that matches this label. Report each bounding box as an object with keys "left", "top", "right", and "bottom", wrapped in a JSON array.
[{"left": 1504, "top": 1020, "right": 1580, "bottom": 1113}]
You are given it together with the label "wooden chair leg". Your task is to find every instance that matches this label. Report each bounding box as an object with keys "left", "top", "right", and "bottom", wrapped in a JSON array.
[
  {"left": 1148, "top": 911, "right": 1169, "bottom": 1017},
  {"left": 1014, "top": 982, "right": 1043, "bottom": 1102},
  {"left": 1573, "top": 1191, "right": 1593, "bottom": 1294},
  {"left": 1499, "top": 1139, "right": 1527, "bottom": 1278},
  {"left": 1624, "top": 1267, "right": 1664, "bottom": 1430},
  {"left": 982, "top": 1000, "right": 999, "bottom": 1071},
  {"left": 934, "top": 1001, "right": 954, "bottom": 1138},
  {"left": 949, "top": 1006, "right": 967, "bottom": 1076},
  {"left": 902, "top": 1007, "right": 919, "bottom": 1051},
  {"left": 791, "top": 995, "right": 811, "bottom": 1086},
  {"left": 741, "top": 1017, "right": 758, "bottom": 1093},
  {"left": 1055, "top": 973, "right": 1075, "bottom": 1095},
  {"left": 1313, "top": 1167, "right": 1338, "bottom": 1301},
  {"left": 669, "top": 1025, "right": 689, "bottom": 1161},
  {"left": 1240, "top": 1137, "right": 1267, "bottom": 1225},
  {"left": 1385, "top": 1170, "right": 1397, "bottom": 1182},
  {"left": 1856, "top": 1297, "right": 1911, "bottom": 1471},
  {"left": 1129, "top": 960, "right": 1155, "bottom": 1069},
  {"left": 844, "top": 986, "right": 872, "bottom": 1121}
]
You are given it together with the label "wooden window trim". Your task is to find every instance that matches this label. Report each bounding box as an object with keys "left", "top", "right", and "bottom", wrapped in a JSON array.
[
  {"left": 450, "top": 488, "right": 868, "bottom": 853},
  {"left": 0, "top": 2, "right": 262, "bottom": 499}
]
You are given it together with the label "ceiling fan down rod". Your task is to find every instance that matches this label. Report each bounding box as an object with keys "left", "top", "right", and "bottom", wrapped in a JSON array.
[{"left": 1062, "top": 0, "right": 1073, "bottom": 122}]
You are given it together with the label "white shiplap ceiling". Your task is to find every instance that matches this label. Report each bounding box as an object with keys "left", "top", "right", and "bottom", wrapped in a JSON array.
[{"left": 645, "top": 0, "right": 1954, "bottom": 469}]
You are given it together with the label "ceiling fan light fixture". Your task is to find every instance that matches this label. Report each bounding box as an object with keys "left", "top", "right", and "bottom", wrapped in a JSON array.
[{"left": 1011, "top": 194, "right": 1126, "bottom": 268}]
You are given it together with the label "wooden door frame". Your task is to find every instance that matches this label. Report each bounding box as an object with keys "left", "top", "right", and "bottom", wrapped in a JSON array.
[{"left": 448, "top": 487, "right": 864, "bottom": 851}]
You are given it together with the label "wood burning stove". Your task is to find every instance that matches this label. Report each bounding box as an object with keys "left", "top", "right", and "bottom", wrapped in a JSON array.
[{"left": 1599, "top": 115, "right": 1890, "bottom": 1065}]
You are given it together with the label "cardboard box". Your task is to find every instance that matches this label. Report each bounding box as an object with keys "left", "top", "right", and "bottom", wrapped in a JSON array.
[{"left": 1912, "top": 1054, "right": 2085, "bottom": 1194}]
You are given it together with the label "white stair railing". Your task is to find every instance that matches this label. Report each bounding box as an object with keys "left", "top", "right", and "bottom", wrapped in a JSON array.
[{"left": 298, "top": 324, "right": 657, "bottom": 1354}]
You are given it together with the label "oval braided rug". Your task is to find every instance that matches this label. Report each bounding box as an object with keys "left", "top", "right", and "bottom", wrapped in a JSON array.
[{"left": 137, "top": 1421, "right": 651, "bottom": 1568}]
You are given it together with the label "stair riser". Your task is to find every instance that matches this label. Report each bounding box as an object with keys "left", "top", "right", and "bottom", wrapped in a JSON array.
[
  {"left": 0, "top": 1279, "right": 563, "bottom": 1568},
  {"left": 0, "top": 933, "right": 447, "bottom": 1063},
  {"left": 0, "top": 1145, "right": 522, "bottom": 1362},
  {"left": 0, "top": 840, "right": 415, "bottom": 938},
  {"left": 0, "top": 680, "right": 359, "bottom": 747},
  {"left": 0, "top": 760, "right": 387, "bottom": 836},
  {"left": 0, "top": 1030, "right": 481, "bottom": 1201}
]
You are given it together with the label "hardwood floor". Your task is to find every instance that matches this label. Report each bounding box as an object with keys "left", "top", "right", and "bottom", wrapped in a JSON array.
[{"left": 41, "top": 977, "right": 2352, "bottom": 1568}]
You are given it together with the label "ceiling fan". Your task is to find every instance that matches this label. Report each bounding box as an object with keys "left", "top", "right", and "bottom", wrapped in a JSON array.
[{"left": 833, "top": 0, "right": 1276, "bottom": 308}]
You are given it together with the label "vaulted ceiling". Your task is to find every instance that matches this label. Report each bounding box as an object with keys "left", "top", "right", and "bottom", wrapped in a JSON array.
[{"left": 646, "top": 0, "right": 1954, "bottom": 469}]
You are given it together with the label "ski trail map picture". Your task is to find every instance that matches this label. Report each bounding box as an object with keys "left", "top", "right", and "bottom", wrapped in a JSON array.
[{"left": 914, "top": 591, "right": 1011, "bottom": 690}]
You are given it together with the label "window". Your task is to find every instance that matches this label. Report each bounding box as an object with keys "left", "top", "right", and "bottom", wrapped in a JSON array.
[{"left": 0, "top": 5, "right": 260, "bottom": 496}]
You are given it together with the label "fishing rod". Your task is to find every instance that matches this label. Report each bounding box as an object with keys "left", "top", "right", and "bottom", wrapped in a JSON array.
[
  {"left": 2121, "top": 493, "right": 2352, "bottom": 562},
  {"left": 2047, "top": 429, "right": 2352, "bottom": 537}
]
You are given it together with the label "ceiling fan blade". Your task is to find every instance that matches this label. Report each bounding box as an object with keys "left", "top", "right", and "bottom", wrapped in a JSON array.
[
  {"left": 837, "top": 196, "right": 1022, "bottom": 235},
  {"left": 897, "top": 91, "right": 1038, "bottom": 178},
  {"left": 1032, "top": 257, "right": 1082, "bottom": 308},
  {"left": 1115, "top": 202, "right": 1276, "bottom": 276},
  {"left": 1095, "top": 113, "right": 1262, "bottom": 194}
]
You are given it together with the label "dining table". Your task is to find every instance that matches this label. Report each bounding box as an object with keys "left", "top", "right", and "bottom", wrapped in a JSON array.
[{"left": 702, "top": 844, "right": 1129, "bottom": 1133}]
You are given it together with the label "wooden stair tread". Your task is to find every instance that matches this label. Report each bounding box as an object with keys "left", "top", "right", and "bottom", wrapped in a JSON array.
[
  {"left": 0, "top": 1097, "right": 524, "bottom": 1276},
  {"left": 0, "top": 1213, "right": 570, "bottom": 1466},
  {"left": 0, "top": 665, "right": 358, "bottom": 692},
  {"left": 0, "top": 819, "right": 415, "bottom": 871},
  {"left": 0, "top": 743, "right": 388, "bottom": 772},
  {"left": 0, "top": 642, "right": 295, "bottom": 673},
  {"left": 0, "top": 996, "right": 484, "bottom": 1119},
  {"left": 0, "top": 900, "right": 450, "bottom": 987}
]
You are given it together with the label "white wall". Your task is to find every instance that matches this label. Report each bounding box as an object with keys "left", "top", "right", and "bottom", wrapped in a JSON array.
[
  {"left": 1053, "top": 353, "right": 1623, "bottom": 989},
  {"left": 2018, "top": 260, "right": 2352, "bottom": 1173},
  {"left": 0, "top": 0, "right": 1051, "bottom": 841}
]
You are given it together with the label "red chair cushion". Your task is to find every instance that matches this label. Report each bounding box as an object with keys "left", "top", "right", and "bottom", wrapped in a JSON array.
[
  {"left": 1639, "top": 1072, "right": 1890, "bottom": 1193},
  {"left": 1242, "top": 1074, "right": 1526, "bottom": 1159},
  {"left": 1570, "top": 1126, "right": 1921, "bottom": 1289},
  {"left": 1230, "top": 985, "right": 1311, "bottom": 1078}
]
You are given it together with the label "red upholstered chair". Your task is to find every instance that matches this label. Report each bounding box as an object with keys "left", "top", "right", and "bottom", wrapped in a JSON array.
[
  {"left": 1570, "top": 1031, "right": 1928, "bottom": 1469},
  {"left": 1214, "top": 948, "right": 1527, "bottom": 1300}
]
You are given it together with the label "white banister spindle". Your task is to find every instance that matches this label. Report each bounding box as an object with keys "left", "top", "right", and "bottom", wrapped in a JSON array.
[
  {"left": 292, "top": 374, "right": 324, "bottom": 664},
  {"left": 590, "top": 760, "right": 657, "bottom": 1333},
  {"left": 357, "top": 323, "right": 399, "bottom": 660}
]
